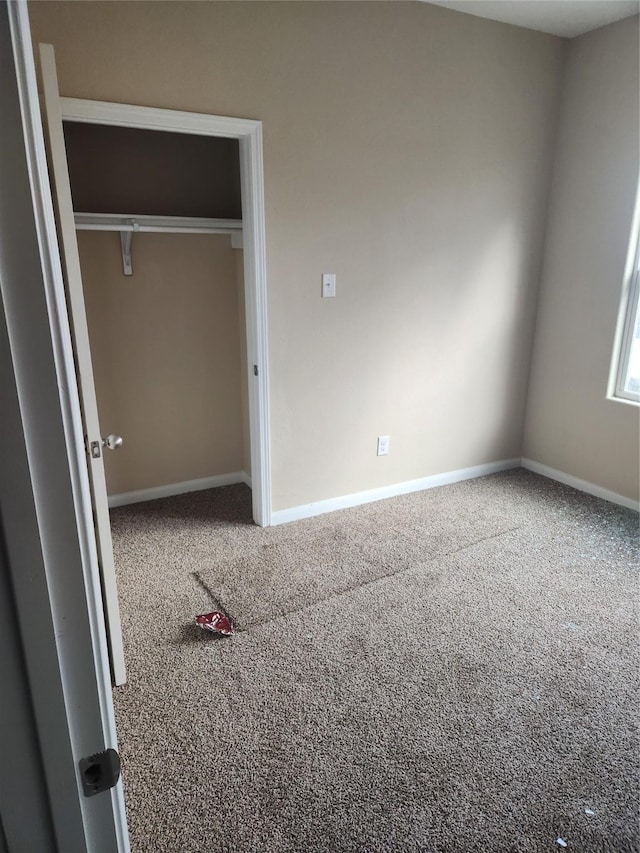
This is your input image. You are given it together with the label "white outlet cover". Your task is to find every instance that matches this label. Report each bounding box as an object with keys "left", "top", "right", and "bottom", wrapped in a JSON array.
[
  {"left": 322, "top": 273, "right": 336, "bottom": 298},
  {"left": 377, "top": 435, "right": 390, "bottom": 456}
]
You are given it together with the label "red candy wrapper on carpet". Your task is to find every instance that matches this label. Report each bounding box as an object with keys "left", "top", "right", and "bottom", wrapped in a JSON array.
[{"left": 195, "top": 611, "right": 235, "bottom": 636}]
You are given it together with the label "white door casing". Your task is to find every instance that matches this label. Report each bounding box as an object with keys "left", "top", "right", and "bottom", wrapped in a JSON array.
[
  {"left": 39, "top": 43, "right": 127, "bottom": 686},
  {"left": 55, "top": 95, "right": 273, "bottom": 529}
]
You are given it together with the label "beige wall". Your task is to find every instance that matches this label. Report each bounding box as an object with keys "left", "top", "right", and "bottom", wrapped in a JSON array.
[
  {"left": 523, "top": 16, "right": 640, "bottom": 502},
  {"left": 30, "top": 2, "right": 565, "bottom": 511},
  {"left": 79, "top": 231, "right": 246, "bottom": 495}
]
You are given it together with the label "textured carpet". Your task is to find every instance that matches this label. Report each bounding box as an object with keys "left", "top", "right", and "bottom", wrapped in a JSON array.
[{"left": 110, "top": 470, "right": 639, "bottom": 852}]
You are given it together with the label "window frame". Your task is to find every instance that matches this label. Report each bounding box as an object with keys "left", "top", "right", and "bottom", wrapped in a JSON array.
[{"left": 609, "top": 185, "right": 640, "bottom": 406}]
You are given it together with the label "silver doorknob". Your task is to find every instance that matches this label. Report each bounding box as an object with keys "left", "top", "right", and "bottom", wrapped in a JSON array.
[{"left": 103, "top": 434, "right": 123, "bottom": 451}]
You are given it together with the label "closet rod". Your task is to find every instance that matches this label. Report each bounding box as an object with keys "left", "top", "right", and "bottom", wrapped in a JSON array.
[
  {"left": 73, "top": 212, "right": 244, "bottom": 276},
  {"left": 73, "top": 212, "right": 243, "bottom": 235}
]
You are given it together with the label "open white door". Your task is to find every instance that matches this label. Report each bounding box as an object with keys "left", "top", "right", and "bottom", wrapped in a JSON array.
[
  {"left": 4, "top": 4, "right": 129, "bottom": 848},
  {"left": 39, "top": 43, "right": 126, "bottom": 686}
]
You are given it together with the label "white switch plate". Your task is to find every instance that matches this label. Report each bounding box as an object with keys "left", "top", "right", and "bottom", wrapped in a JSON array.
[
  {"left": 322, "top": 273, "right": 336, "bottom": 298},
  {"left": 377, "top": 435, "right": 390, "bottom": 456}
]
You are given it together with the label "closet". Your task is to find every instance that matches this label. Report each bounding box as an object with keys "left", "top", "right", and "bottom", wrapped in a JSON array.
[
  {"left": 39, "top": 43, "right": 270, "bottom": 685},
  {"left": 63, "top": 122, "right": 251, "bottom": 504}
]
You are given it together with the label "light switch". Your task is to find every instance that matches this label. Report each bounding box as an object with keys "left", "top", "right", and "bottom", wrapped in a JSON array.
[
  {"left": 322, "top": 273, "right": 336, "bottom": 298},
  {"left": 377, "top": 435, "right": 390, "bottom": 456}
]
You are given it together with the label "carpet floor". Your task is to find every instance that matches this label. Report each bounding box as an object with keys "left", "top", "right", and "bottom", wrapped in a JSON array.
[{"left": 110, "top": 469, "right": 639, "bottom": 853}]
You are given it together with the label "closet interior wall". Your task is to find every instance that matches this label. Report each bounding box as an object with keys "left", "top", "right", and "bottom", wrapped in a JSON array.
[{"left": 66, "top": 123, "right": 250, "bottom": 498}]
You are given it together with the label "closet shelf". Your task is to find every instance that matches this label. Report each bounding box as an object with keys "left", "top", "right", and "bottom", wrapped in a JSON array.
[
  {"left": 74, "top": 212, "right": 243, "bottom": 235},
  {"left": 73, "top": 212, "right": 244, "bottom": 276}
]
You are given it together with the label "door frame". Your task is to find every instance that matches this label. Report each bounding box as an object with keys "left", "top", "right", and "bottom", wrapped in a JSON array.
[{"left": 59, "top": 97, "right": 273, "bottom": 527}]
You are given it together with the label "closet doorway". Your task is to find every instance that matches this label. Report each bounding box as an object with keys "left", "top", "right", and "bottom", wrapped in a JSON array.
[
  {"left": 40, "top": 44, "right": 271, "bottom": 686},
  {"left": 67, "top": 124, "right": 252, "bottom": 509}
]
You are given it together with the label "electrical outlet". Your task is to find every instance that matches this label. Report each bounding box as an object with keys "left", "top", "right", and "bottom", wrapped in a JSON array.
[
  {"left": 322, "top": 273, "right": 336, "bottom": 298},
  {"left": 377, "top": 435, "right": 390, "bottom": 456}
]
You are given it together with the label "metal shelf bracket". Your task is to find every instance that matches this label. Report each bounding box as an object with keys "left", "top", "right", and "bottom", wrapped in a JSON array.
[{"left": 119, "top": 220, "right": 138, "bottom": 276}]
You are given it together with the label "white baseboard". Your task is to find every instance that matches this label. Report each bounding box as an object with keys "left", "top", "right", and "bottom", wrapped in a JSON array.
[
  {"left": 108, "top": 470, "right": 251, "bottom": 508},
  {"left": 521, "top": 458, "right": 639, "bottom": 512},
  {"left": 108, "top": 459, "right": 638, "bottom": 516},
  {"left": 270, "top": 458, "right": 521, "bottom": 526}
]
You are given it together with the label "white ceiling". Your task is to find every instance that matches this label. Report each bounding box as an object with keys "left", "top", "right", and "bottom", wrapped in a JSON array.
[{"left": 423, "top": 0, "right": 640, "bottom": 38}]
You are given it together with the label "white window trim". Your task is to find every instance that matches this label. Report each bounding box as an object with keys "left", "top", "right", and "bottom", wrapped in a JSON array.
[{"left": 608, "top": 179, "right": 640, "bottom": 406}]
